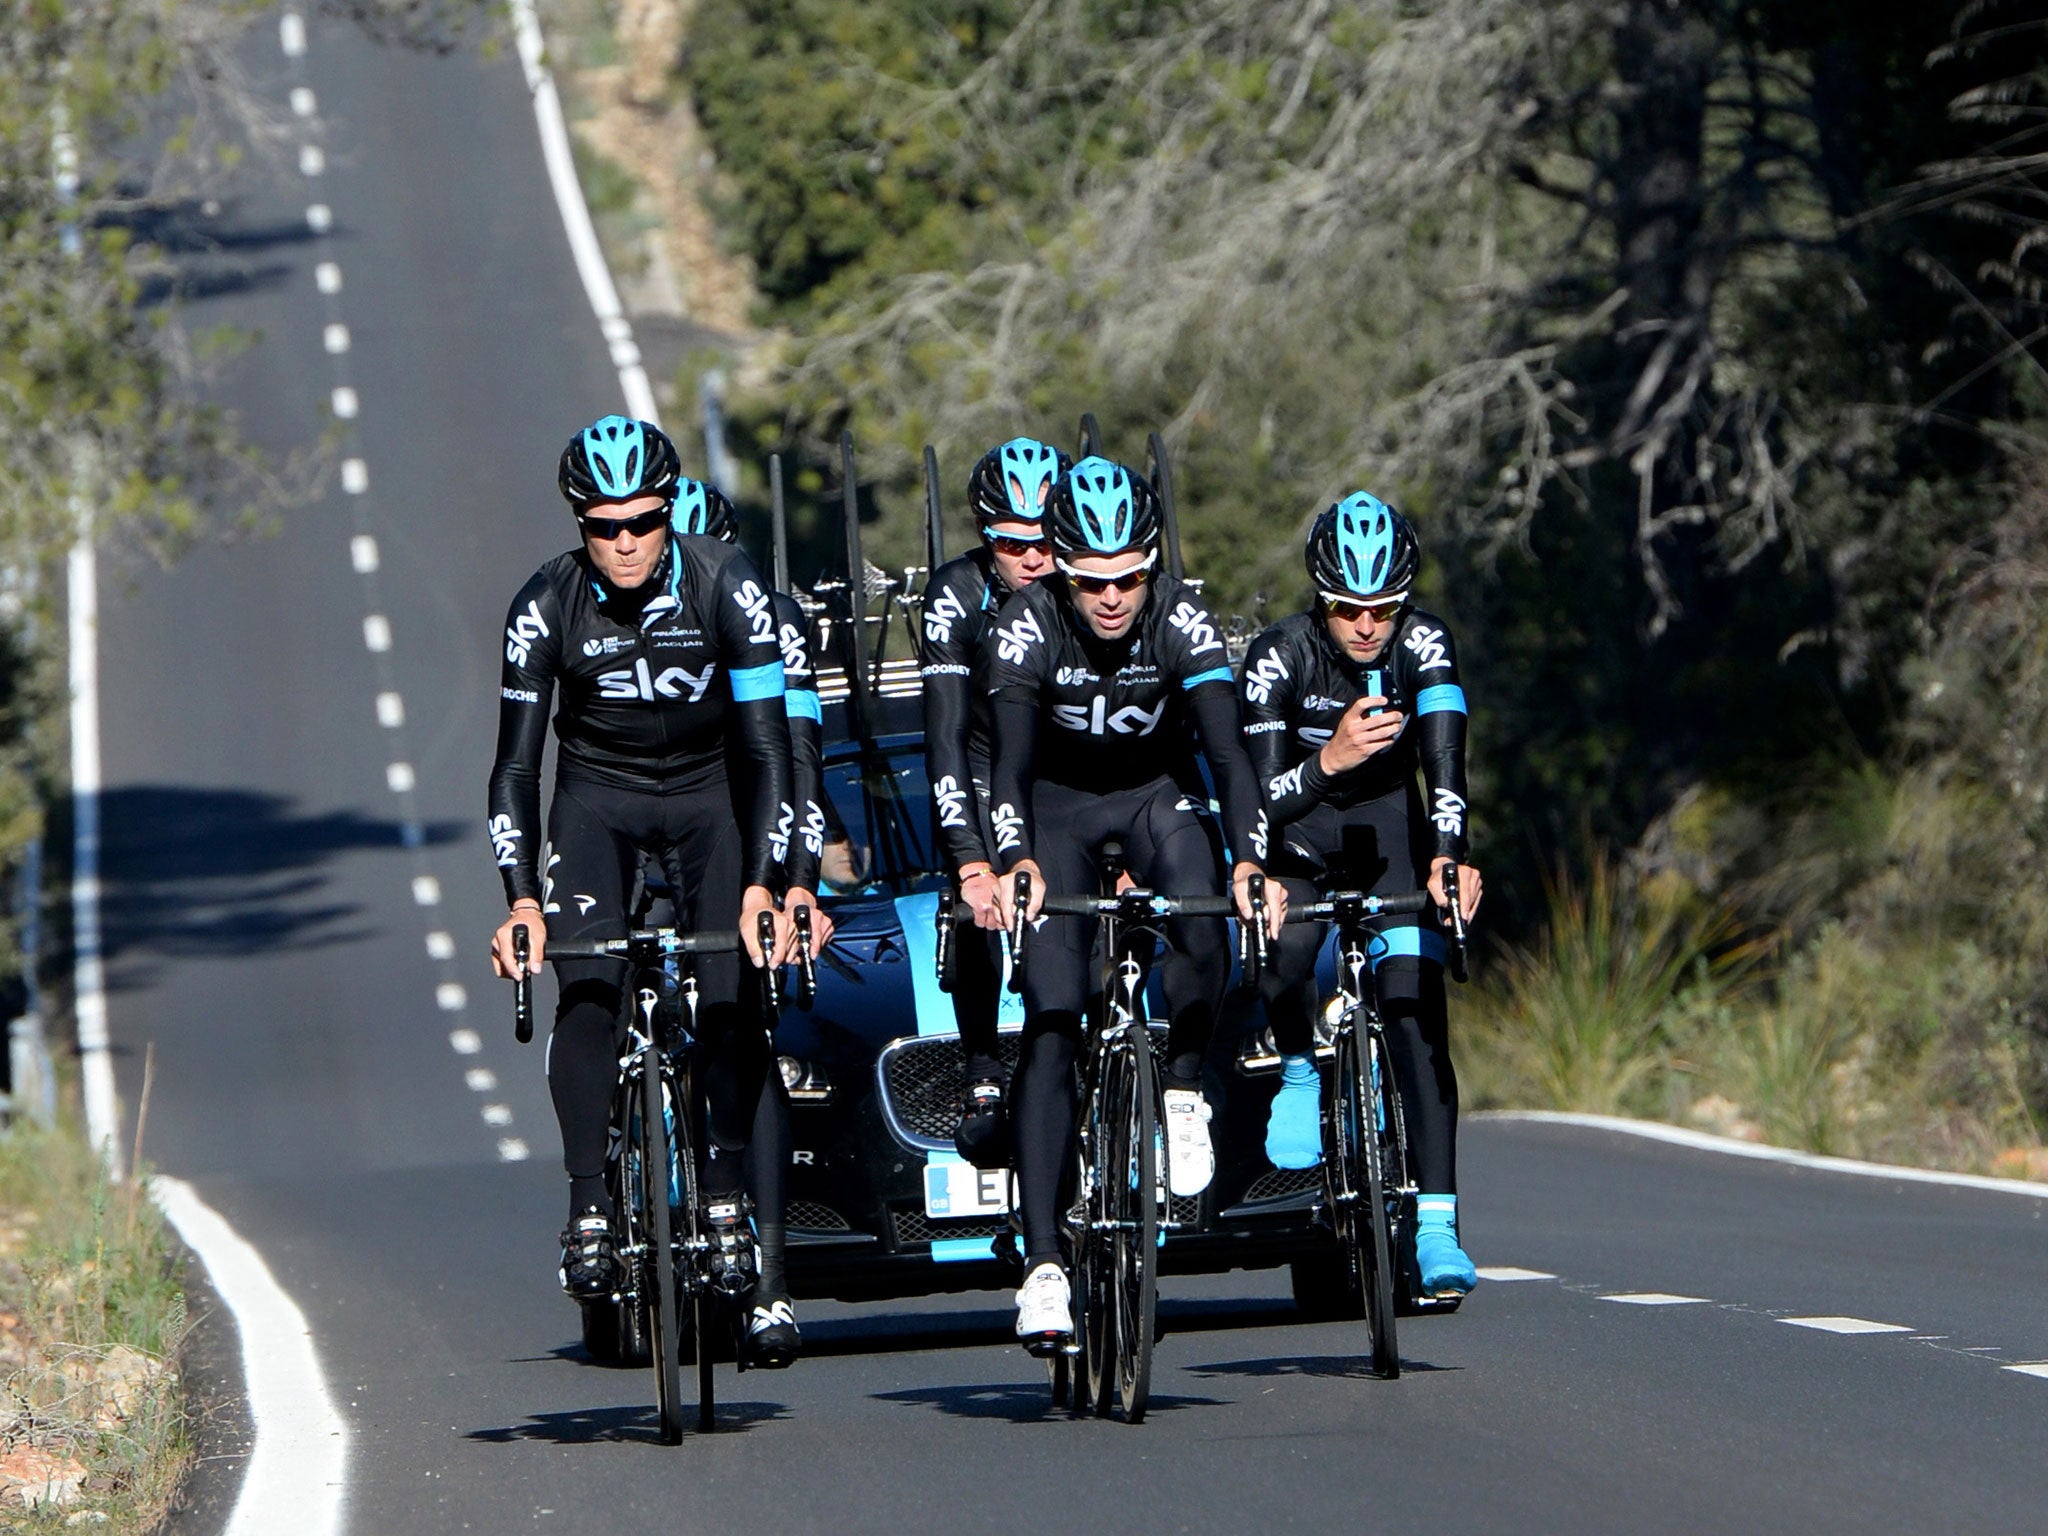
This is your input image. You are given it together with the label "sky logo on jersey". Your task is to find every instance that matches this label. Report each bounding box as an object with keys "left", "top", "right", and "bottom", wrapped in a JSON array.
[
  {"left": 801, "top": 800, "right": 827, "bottom": 858},
  {"left": 1167, "top": 600, "right": 1224, "bottom": 656},
  {"left": 924, "top": 586, "right": 968, "bottom": 646},
  {"left": 1432, "top": 787, "right": 1467, "bottom": 838},
  {"left": 1242, "top": 651, "right": 1289, "bottom": 705},
  {"left": 732, "top": 580, "right": 775, "bottom": 645},
  {"left": 934, "top": 774, "right": 971, "bottom": 829},
  {"left": 994, "top": 607, "right": 1045, "bottom": 665},
  {"left": 598, "top": 660, "right": 717, "bottom": 702},
  {"left": 506, "top": 600, "right": 549, "bottom": 666},
  {"left": 1053, "top": 697, "right": 1167, "bottom": 736},
  {"left": 1404, "top": 624, "right": 1452, "bottom": 671},
  {"left": 489, "top": 814, "right": 522, "bottom": 868},
  {"left": 1249, "top": 810, "right": 1269, "bottom": 862},
  {"left": 1270, "top": 764, "right": 1307, "bottom": 802},
  {"left": 777, "top": 621, "right": 811, "bottom": 678},
  {"left": 771, "top": 801, "right": 794, "bottom": 864},
  {"left": 991, "top": 801, "right": 1024, "bottom": 853},
  {"left": 1298, "top": 726, "right": 1334, "bottom": 748}
]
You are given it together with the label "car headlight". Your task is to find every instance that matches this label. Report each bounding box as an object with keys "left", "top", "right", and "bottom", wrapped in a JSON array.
[{"left": 778, "top": 1055, "right": 833, "bottom": 1103}]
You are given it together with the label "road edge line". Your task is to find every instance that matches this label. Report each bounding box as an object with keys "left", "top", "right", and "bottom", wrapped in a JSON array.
[
  {"left": 153, "top": 1176, "right": 349, "bottom": 1536},
  {"left": 1482, "top": 1110, "right": 2048, "bottom": 1201},
  {"left": 507, "top": 0, "right": 662, "bottom": 425}
]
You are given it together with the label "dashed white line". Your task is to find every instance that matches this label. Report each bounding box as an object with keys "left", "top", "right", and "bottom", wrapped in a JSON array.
[
  {"left": 315, "top": 261, "right": 343, "bottom": 295},
  {"left": 411, "top": 875, "right": 442, "bottom": 907},
  {"left": 299, "top": 144, "right": 325, "bottom": 177},
  {"left": 1477, "top": 1266, "right": 1556, "bottom": 1282},
  {"left": 464, "top": 1068, "right": 498, "bottom": 1093},
  {"left": 362, "top": 614, "right": 391, "bottom": 652},
  {"left": 481, "top": 1104, "right": 514, "bottom": 1128},
  {"left": 1600, "top": 1293, "right": 1711, "bottom": 1307},
  {"left": 448, "top": 1028, "right": 482, "bottom": 1056},
  {"left": 279, "top": 12, "right": 307, "bottom": 57},
  {"left": 290, "top": 86, "right": 317, "bottom": 118},
  {"left": 435, "top": 982, "right": 468, "bottom": 1012},
  {"left": 375, "top": 692, "right": 404, "bottom": 727},
  {"left": 322, "top": 323, "right": 350, "bottom": 355},
  {"left": 385, "top": 762, "right": 415, "bottom": 794},
  {"left": 497, "top": 1138, "right": 531, "bottom": 1163},
  {"left": 1779, "top": 1316, "right": 1913, "bottom": 1335},
  {"left": 350, "top": 534, "right": 378, "bottom": 573},
  {"left": 305, "top": 203, "right": 331, "bottom": 234},
  {"left": 330, "top": 386, "right": 357, "bottom": 419},
  {"left": 426, "top": 931, "right": 456, "bottom": 961},
  {"left": 340, "top": 458, "right": 368, "bottom": 494}
]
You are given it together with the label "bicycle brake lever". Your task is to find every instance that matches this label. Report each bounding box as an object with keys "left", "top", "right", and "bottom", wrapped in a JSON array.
[
  {"left": 934, "top": 886, "right": 957, "bottom": 995},
  {"left": 758, "top": 909, "right": 783, "bottom": 1012},
  {"left": 513, "top": 924, "right": 533, "bottom": 1044},
  {"left": 1008, "top": 870, "right": 1031, "bottom": 995},
  {"left": 793, "top": 904, "right": 817, "bottom": 1009},
  {"left": 1442, "top": 866, "right": 1470, "bottom": 985},
  {"left": 1244, "top": 872, "right": 1267, "bottom": 989}
]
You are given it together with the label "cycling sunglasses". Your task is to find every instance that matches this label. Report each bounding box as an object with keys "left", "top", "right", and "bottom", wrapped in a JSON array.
[
  {"left": 1059, "top": 552, "right": 1156, "bottom": 595},
  {"left": 1321, "top": 590, "right": 1407, "bottom": 624},
  {"left": 982, "top": 530, "right": 1047, "bottom": 558},
  {"left": 576, "top": 505, "right": 670, "bottom": 540}
]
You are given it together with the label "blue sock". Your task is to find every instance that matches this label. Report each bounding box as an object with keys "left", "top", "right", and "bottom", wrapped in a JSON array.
[
  {"left": 1264, "top": 1054, "right": 1321, "bottom": 1170},
  {"left": 1414, "top": 1194, "right": 1476, "bottom": 1294}
]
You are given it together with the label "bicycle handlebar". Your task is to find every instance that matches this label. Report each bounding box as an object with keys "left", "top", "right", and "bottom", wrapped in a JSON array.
[
  {"left": 790, "top": 903, "right": 818, "bottom": 1009},
  {"left": 1284, "top": 891, "right": 1432, "bottom": 922},
  {"left": 545, "top": 929, "right": 745, "bottom": 959}
]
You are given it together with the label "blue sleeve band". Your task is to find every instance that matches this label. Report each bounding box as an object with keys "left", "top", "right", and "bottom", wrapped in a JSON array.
[
  {"left": 784, "top": 689, "right": 822, "bottom": 722},
  {"left": 1368, "top": 926, "right": 1449, "bottom": 968},
  {"left": 1183, "top": 665, "right": 1234, "bottom": 691},
  {"left": 730, "top": 661, "right": 785, "bottom": 702},
  {"left": 1415, "top": 684, "right": 1467, "bottom": 716}
]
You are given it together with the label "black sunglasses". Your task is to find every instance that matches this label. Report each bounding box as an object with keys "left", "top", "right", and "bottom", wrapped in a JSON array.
[{"left": 576, "top": 506, "right": 669, "bottom": 540}]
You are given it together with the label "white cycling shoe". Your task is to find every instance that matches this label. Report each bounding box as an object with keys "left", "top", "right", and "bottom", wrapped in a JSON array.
[
  {"left": 1162, "top": 1087, "right": 1215, "bottom": 1197},
  {"left": 1014, "top": 1262, "right": 1072, "bottom": 1356}
]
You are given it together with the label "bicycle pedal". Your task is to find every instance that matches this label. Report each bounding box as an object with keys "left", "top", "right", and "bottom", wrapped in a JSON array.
[{"left": 1022, "top": 1334, "right": 1071, "bottom": 1360}]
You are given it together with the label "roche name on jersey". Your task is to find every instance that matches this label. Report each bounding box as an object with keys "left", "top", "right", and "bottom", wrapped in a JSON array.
[{"left": 501, "top": 686, "right": 540, "bottom": 705}]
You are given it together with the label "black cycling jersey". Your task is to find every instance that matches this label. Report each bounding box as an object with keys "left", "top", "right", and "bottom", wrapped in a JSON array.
[
  {"left": 918, "top": 546, "right": 1008, "bottom": 874},
  {"left": 1239, "top": 607, "right": 1470, "bottom": 864},
  {"left": 488, "top": 534, "right": 794, "bottom": 899},
  {"left": 985, "top": 574, "right": 1268, "bottom": 871},
  {"left": 773, "top": 589, "right": 826, "bottom": 896}
]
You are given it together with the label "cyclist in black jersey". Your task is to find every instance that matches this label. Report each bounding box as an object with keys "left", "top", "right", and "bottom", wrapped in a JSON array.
[
  {"left": 1239, "top": 492, "right": 1484, "bottom": 1297},
  {"left": 988, "top": 455, "right": 1283, "bottom": 1350},
  {"left": 487, "top": 416, "right": 797, "bottom": 1323},
  {"left": 918, "top": 438, "right": 1065, "bottom": 1169}
]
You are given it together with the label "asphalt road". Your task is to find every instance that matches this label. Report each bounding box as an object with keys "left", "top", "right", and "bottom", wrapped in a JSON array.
[{"left": 95, "top": 13, "right": 2048, "bottom": 1535}]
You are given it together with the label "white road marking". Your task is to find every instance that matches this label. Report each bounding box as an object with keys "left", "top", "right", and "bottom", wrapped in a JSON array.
[
  {"left": 2001, "top": 1362, "right": 2048, "bottom": 1379},
  {"left": 1600, "top": 1293, "right": 1711, "bottom": 1306},
  {"left": 1477, "top": 1266, "right": 1555, "bottom": 1282},
  {"left": 68, "top": 517, "right": 120, "bottom": 1171},
  {"left": 330, "top": 386, "right": 357, "bottom": 419},
  {"left": 340, "top": 457, "right": 368, "bottom": 494},
  {"left": 435, "top": 982, "right": 467, "bottom": 1012},
  {"left": 1487, "top": 1112, "right": 2048, "bottom": 1202},
  {"left": 465, "top": 1068, "right": 497, "bottom": 1093},
  {"left": 153, "top": 1178, "right": 346, "bottom": 1536},
  {"left": 279, "top": 12, "right": 306, "bottom": 57},
  {"left": 362, "top": 614, "right": 390, "bottom": 651},
  {"left": 449, "top": 1028, "right": 482, "bottom": 1056},
  {"left": 315, "top": 261, "right": 343, "bottom": 294},
  {"left": 481, "top": 1104, "right": 513, "bottom": 1127},
  {"left": 497, "top": 1138, "right": 531, "bottom": 1163},
  {"left": 375, "top": 692, "right": 404, "bottom": 727},
  {"left": 290, "top": 86, "right": 317, "bottom": 118},
  {"left": 411, "top": 875, "right": 442, "bottom": 907},
  {"left": 349, "top": 534, "right": 378, "bottom": 572},
  {"left": 507, "top": 0, "right": 658, "bottom": 422},
  {"left": 299, "top": 144, "right": 325, "bottom": 177},
  {"left": 426, "top": 931, "right": 456, "bottom": 961},
  {"left": 305, "top": 203, "right": 331, "bottom": 234},
  {"left": 322, "top": 323, "right": 350, "bottom": 354},
  {"left": 385, "top": 762, "right": 414, "bottom": 793},
  {"left": 1779, "top": 1316, "right": 1913, "bottom": 1335}
]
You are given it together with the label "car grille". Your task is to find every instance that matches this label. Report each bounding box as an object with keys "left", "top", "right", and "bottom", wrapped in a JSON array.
[
  {"left": 1168, "top": 1194, "right": 1201, "bottom": 1226},
  {"left": 1241, "top": 1165, "right": 1323, "bottom": 1203},
  {"left": 889, "top": 1207, "right": 1008, "bottom": 1246},
  {"left": 788, "top": 1200, "right": 851, "bottom": 1233},
  {"left": 878, "top": 1024, "right": 1173, "bottom": 1148}
]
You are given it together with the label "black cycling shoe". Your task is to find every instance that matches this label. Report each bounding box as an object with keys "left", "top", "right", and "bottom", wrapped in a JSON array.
[
  {"left": 558, "top": 1207, "right": 620, "bottom": 1300},
  {"left": 953, "top": 1076, "right": 1013, "bottom": 1170},
  {"left": 702, "top": 1194, "right": 760, "bottom": 1298},
  {"left": 746, "top": 1295, "right": 803, "bottom": 1368}
]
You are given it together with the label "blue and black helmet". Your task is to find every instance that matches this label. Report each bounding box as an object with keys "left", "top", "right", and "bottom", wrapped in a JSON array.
[
  {"left": 1305, "top": 491, "right": 1419, "bottom": 599},
  {"left": 1048, "top": 456, "right": 1161, "bottom": 557},
  {"left": 671, "top": 478, "right": 739, "bottom": 543},
  {"left": 968, "top": 437, "right": 1070, "bottom": 534},
  {"left": 557, "top": 414, "right": 683, "bottom": 508}
]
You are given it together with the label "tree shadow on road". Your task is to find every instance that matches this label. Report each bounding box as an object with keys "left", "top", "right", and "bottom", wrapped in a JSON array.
[{"left": 465, "top": 1399, "right": 787, "bottom": 1445}]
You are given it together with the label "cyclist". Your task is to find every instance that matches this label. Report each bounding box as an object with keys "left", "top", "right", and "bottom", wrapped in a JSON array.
[
  {"left": 987, "top": 455, "right": 1283, "bottom": 1351},
  {"left": 918, "top": 437, "right": 1066, "bottom": 1168},
  {"left": 670, "top": 476, "right": 834, "bottom": 1365},
  {"left": 487, "top": 415, "right": 795, "bottom": 1330},
  {"left": 1238, "top": 492, "right": 1484, "bottom": 1298}
]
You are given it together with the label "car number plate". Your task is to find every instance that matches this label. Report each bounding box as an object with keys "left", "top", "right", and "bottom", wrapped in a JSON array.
[{"left": 922, "top": 1153, "right": 1011, "bottom": 1219}]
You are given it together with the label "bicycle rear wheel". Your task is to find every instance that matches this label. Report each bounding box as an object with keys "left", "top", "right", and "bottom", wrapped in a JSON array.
[
  {"left": 1110, "top": 1030, "right": 1159, "bottom": 1422},
  {"left": 1334, "top": 1026, "right": 1399, "bottom": 1378},
  {"left": 636, "top": 1053, "right": 687, "bottom": 1442},
  {"left": 1074, "top": 1044, "right": 1113, "bottom": 1419}
]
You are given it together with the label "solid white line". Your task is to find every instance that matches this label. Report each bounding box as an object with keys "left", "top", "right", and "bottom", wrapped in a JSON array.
[
  {"left": 68, "top": 529, "right": 121, "bottom": 1174},
  {"left": 505, "top": 0, "right": 659, "bottom": 423},
  {"left": 1484, "top": 1112, "right": 2048, "bottom": 1202},
  {"left": 153, "top": 1177, "right": 347, "bottom": 1536},
  {"left": 1779, "top": 1316, "right": 1913, "bottom": 1335},
  {"left": 1599, "top": 1293, "right": 1710, "bottom": 1306},
  {"left": 1476, "top": 1266, "right": 1555, "bottom": 1282}
]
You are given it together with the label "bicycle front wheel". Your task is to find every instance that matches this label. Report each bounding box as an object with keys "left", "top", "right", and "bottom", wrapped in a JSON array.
[
  {"left": 638, "top": 1053, "right": 687, "bottom": 1442},
  {"left": 1110, "top": 1031, "right": 1159, "bottom": 1422},
  {"left": 1337, "top": 1026, "right": 1400, "bottom": 1379}
]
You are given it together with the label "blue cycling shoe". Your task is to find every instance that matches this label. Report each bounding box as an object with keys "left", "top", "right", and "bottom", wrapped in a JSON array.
[
  {"left": 1264, "top": 1055, "right": 1321, "bottom": 1170},
  {"left": 1414, "top": 1194, "right": 1477, "bottom": 1296}
]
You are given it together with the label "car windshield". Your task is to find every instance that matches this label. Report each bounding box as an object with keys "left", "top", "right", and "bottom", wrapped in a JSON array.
[{"left": 817, "top": 744, "right": 945, "bottom": 897}]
